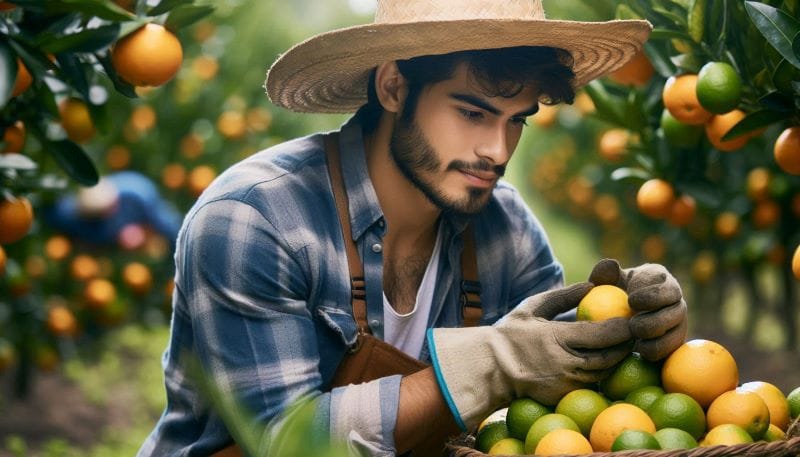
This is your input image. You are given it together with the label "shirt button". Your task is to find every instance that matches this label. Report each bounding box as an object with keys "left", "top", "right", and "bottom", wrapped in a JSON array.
[
  {"left": 371, "top": 243, "right": 383, "bottom": 253},
  {"left": 378, "top": 220, "right": 385, "bottom": 227},
  {"left": 370, "top": 319, "right": 381, "bottom": 327}
]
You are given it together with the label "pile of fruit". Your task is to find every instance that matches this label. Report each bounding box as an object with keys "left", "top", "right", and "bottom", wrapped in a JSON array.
[{"left": 469, "top": 286, "right": 800, "bottom": 455}]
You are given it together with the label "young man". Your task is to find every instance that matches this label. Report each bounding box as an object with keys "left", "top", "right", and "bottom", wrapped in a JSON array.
[{"left": 139, "top": 1, "right": 688, "bottom": 456}]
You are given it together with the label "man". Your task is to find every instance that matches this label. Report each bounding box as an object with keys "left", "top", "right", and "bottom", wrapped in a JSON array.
[{"left": 139, "top": 1, "right": 688, "bottom": 456}]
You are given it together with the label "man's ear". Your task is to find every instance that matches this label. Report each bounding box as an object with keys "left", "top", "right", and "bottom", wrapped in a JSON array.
[{"left": 374, "top": 61, "right": 407, "bottom": 114}]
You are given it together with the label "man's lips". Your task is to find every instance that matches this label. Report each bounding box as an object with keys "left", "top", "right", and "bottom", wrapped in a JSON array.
[{"left": 459, "top": 169, "right": 497, "bottom": 187}]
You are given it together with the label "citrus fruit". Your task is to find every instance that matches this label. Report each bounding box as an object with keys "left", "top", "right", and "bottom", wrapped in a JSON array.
[
  {"left": 576, "top": 284, "right": 631, "bottom": 321},
  {"left": 534, "top": 429, "right": 593, "bottom": 455},
  {"left": 707, "top": 389, "right": 770, "bottom": 440},
  {"left": 774, "top": 126, "right": 800, "bottom": 175},
  {"left": 589, "top": 403, "right": 655, "bottom": 452},
  {"left": 0, "top": 2, "right": 16, "bottom": 12},
  {"left": 662, "top": 74, "right": 712, "bottom": 125},
  {"left": 714, "top": 211, "right": 740, "bottom": 239},
  {"left": 600, "top": 352, "right": 661, "bottom": 401},
  {"left": 660, "top": 109, "right": 703, "bottom": 147},
  {"left": 747, "top": 168, "right": 771, "bottom": 201},
  {"left": 59, "top": 98, "right": 96, "bottom": 143},
  {"left": 625, "top": 385, "right": 665, "bottom": 412},
  {"left": 111, "top": 23, "right": 183, "bottom": 87},
  {"left": 662, "top": 339, "right": 738, "bottom": 408},
  {"left": 696, "top": 62, "right": 743, "bottom": 114},
  {"left": 793, "top": 245, "right": 800, "bottom": 281},
  {"left": 506, "top": 397, "right": 551, "bottom": 440},
  {"left": 788, "top": 386, "right": 800, "bottom": 419},
  {"left": 555, "top": 389, "right": 609, "bottom": 436},
  {"left": 668, "top": 194, "right": 696, "bottom": 227},
  {"left": 12, "top": 58, "right": 31, "bottom": 97},
  {"left": 701, "top": 424, "right": 753, "bottom": 446},
  {"left": 46, "top": 304, "right": 79, "bottom": 337},
  {"left": 653, "top": 428, "right": 698, "bottom": 450},
  {"left": 524, "top": 413, "right": 580, "bottom": 454},
  {"left": 608, "top": 50, "right": 654, "bottom": 87},
  {"left": 122, "top": 262, "right": 153, "bottom": 295},
  {"left": 476, "top": 412, "right": 510, "bottom": 453},
  {"left": 84, "top": 278, "right": 117, "bottom": 309},
  {"left": 598, "top": 128, "right": 629, "bottom": 162},
  {"left": 487, "top": 437, "right": 524, "bottom": 455},
  {"left": 0, "top": 338, "right": 15, "bottom": 372},
  {"left": 611, "top": 429, "right": 661, "bottom": 451},
  {"left": 0, "top": 196, "right": 34, "bottom": 244},
  {"left": 478, "top": 407, "right": 507, "bottom": 431},
  {"left": 2, "top": 120, "right": 25, "bottom": 153},
  {"left": 739, "top": 381, "right": 790, "bottom": 430},
  {"left": 0, "top": 244, "right": 6, "bottom": 276},
  {"left": 764, "top": 424, "right": 785, "bottom": 442},
  {"left": 636, "top": 178, "right": 675, "bottom": 219},
  {"left": 647, "top": 392, "right": 706, "bottom": 439},
  {"left": 705, "top": 109, "right": 749, "bottom": 152},
  {"left": 187, "top": 165, "right": 217, "bottom": 197}
]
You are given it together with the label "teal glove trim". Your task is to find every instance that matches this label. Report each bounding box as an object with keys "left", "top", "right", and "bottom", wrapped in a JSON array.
[{"left": 426, "top": 329, "right": 467, "bottom": 431}]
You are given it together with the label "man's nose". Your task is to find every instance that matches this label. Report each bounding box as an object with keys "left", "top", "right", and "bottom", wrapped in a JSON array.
[{"left": 475, "top": 126, "right": 511, "bottom": 165}]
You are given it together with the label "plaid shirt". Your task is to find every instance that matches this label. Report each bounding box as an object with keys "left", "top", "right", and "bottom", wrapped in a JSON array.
[{"left": 138, "top": 114, "right": 563, "bottom": 456}]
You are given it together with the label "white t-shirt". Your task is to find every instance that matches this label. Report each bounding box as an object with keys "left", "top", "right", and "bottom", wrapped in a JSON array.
[{"left": 382, "top": 224, "right": 443, "bottom": 359}]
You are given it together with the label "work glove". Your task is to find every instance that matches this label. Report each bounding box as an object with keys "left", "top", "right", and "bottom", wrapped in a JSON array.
[
  {"left": 427, "top": 282, "right": 633, "bottom": 431},
  {"left": 588, "top": 258, "right": 688, "bottom": 361}
]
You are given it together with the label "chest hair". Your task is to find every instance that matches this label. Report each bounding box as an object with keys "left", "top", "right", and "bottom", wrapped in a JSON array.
[{"left": 384, "top": 255, "right": 430, "bottom": 315}]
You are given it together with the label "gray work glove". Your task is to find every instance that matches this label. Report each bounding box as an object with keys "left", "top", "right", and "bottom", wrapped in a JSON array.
[
  {"left": 427, "top": 283, "right": 633, "bottom": 431},
  {"left": 588, "top": 258, "right": 688, "bottom": 361}
]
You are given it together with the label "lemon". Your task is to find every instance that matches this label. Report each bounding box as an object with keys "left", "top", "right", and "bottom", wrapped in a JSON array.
[
  {"left": 555, "top": 388, "right": 609, "bottom": 436},
  {"left": 576, "top": 284, "right": 631, "bottom": 321},
  {"left": 524, "top": 413, "right": 580, "bottom": 455},
  {"left": 701, "top": 424, "right": 753, "bottom": 446},
  {"left": 487, "top": 437, "right": 524, "bottom": 455},
  {"left": 696, "top": 61, "right": 742, "bottom": 114},
  {"left": 764, "top": 424, "right": 786, "bottom": 442},
  {"left": 611, "top": 429, "right": 661, "bottom": 451}
]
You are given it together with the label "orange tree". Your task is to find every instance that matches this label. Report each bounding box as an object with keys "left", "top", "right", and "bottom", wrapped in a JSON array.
[
  {"left": 0, "top": 0, "right": 214, "bottom": 396},
  {"left": 525, "top": 0, "right": 800, "bottom": 349}
]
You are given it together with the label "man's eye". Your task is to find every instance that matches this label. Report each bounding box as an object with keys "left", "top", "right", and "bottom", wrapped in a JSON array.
[
  {"left": 458, "top": 109, "right": 484, "bottom": 121},
  {"left": 511, "top": 117, "right": 529, "bottom": 126}
]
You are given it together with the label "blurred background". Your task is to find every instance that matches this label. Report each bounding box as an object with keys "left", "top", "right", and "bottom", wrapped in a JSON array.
[{"left": 1, "top": 0, "right": 799, "bottom": 455}]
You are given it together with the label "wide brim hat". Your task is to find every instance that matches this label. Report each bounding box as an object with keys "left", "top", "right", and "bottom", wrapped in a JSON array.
[{"left": 266, "top": 0, "right": 652, "bottom": 113}]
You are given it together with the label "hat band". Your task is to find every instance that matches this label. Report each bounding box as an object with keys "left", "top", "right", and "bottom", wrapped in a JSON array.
[{"left": 375, "top": 0, "right": 544, "bottom": 23}]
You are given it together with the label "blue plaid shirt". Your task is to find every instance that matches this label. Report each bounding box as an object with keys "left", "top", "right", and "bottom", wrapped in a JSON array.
[{"left": 138, "top": 114, "right": 563, "bottom": 456}]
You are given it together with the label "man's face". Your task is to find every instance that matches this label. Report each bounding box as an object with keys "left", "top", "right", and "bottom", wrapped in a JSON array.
[{"left": 389, "top": 64, "right": 539, "bottom": 216}]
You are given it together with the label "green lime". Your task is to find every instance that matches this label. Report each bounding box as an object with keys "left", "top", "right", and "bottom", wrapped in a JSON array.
[
  {"left": 696, "top": 61, "right": 742, "bottom": 114},
  {"left": 625, "top": 385, "right": 665, "bottom": 412},
  {"left": 506, "top": 397, "right": 551, "bottom": 440},
  {"left": 648, "top": 393, "right": 706, "bottom": 439},
  {"left": 476, "top": 420, "right": 510, "bottom": 453},
  {"left": 763, "top": 424, "right": 786, "bottom": 442},
  {"left": 524, "top": 413, "right": 580, "bottom": 455},
  {"left": 600, "top": 352, "right": 661, "bottom": 401},
  {"left": 611, "top": 429, "right": 661, "bottom": 451},
  {"left": 787, "top": 386, "right": 800, "bottom": 419},
  {"left": 653, "top": 427, "right": 698, "bottom": 450},
  {"left": 660, "top": 109, "right": 703, "bottom": 147},
  {"left": 487, "top": 437, "right": 525, "bottom": 455},
  {"left": 555, "top": 389, "right": 609, "bottom": 436}
]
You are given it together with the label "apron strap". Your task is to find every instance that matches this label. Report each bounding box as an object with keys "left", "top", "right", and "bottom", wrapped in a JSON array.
[{"left": 324, "top": 132, "right": 482, "bottom": 333}]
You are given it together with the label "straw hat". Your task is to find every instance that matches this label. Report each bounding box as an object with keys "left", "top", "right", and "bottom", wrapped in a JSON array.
[{"left": 266, "top": 0, "right": 652, "bottom": 113}]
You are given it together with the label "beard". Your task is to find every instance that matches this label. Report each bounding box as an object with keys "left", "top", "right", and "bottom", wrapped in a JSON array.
[{"left": 389, "top": 114, "right": 506, "bottom": 216}]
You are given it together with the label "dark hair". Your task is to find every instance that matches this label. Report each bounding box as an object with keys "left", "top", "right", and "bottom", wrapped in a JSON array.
[{"left": 359, "top": 46, "right": 576, "bottom": 133}]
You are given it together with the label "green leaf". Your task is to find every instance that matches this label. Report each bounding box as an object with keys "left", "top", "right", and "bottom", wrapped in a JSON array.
[
  {"left": 0, "top": 154, "right": 37, "bottom": 171},
  {"left": 772, "top": 58, "right": 800, "bottom": 93},
  {"left": 583, "top": 80, "right": 626, "bottom": 126},
  {"left": 616, "top": 4, "right": 642, "bottom": 19},
  {"left": 670, "top": 52, "right": 703, "bottom": 73},
  {"left": 745, "top": 1, "right": 800, "bottom": 69},
  {"left": 47, "top": 0, "right": 135, "bottom": 22},
  {"left": 650, "top": 28, "right": 693, "bottom": 41},
  {"left": 0, "top": 40, "right": 16, "bottom": 107},
  {"left": 147, "top": 0, "right": 184, "bottom": 16},
  {"left": 644, "top": 42, "right": 677, "bottom": 78},
  {"left": 794, "top": 30, "right": 800, "bottom": 62},
  {"left": 688, "top": 0, "right": 705, "bottom": 42},
  {"left": 721, "top": 109, "right": 788, "bottom": 141},
  {"left": 681, "top": 182, "right": 722, "bottom": 207},
  {"left": 47, "top": 140, "right": 99, "bottom": 186},
  {"left": 652, "top": 5, "right": 688, "bottom": 26},
  {"left": 95, "top": 52, "right": 137, "bottom": 98},
  {"left": 54, "top": 53, "right": 90, "bottom": 100},
  {"left": 40, "top": 24, "right": 120, "bottom": 54},
  {"left": 165, "top": 5, "right": 214, "bottom": 31},
  {"left": 610, "top": 167, "right": 650, "bottom": 182},
  {"left": 759, "top": 91, "right": 796, "bottom": 111}
]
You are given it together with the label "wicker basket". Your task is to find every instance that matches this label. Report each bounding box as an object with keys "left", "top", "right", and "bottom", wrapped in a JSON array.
[{"left": 445, "top": 416, "right": 800, "bottom": 457}]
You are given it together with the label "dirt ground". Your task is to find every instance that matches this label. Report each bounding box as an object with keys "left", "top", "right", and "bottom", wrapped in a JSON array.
[{"left": 0, "top": 331, "right": 798, "bottom": 456}]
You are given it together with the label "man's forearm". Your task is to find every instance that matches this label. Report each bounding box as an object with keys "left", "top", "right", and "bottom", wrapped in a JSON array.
[{"left": 394, "top": 367, "right": 461, "bottom": 454}]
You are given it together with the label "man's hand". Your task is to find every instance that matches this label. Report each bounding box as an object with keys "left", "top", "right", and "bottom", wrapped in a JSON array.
[
  {"left": 427, "top": 283, "right": 633, "bottom": 430},
  {"left": 589, "top": 258, "right": 688, "bottom": 361}
]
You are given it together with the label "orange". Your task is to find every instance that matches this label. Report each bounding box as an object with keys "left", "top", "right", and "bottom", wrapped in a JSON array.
[
  {"left": 668, "top": 194, "right": 696, "bottom": 227},
  {"left": 576, "top": 284, "right": 631, "bottom": 321},
  {"left": 714, "top": 211, "right": 740, "bottom": 239},
  {"left": 593, "top": 194, "right": 620, "bottom": 225},
  {"left": 2, "top": 120, "right": 25, "bottom": 153},
  {"left": 506, "top": 397, "right": 551, "bottom": 440},
  {"left": 487, "top": 437, "right": 524, "bottom": 455},
  {"left": 111, "top": 23, "right": 183, "bottom": 87},
  {"left": 187, "top": 165, "right": 217, "bottom": 197},
  {"left": 162, "top": 163, "right": 187, "bottom": 190},
  {"left": 662, "top": 74, "right": 712, "bottom": 125},
  {"left": 774, "top": 126, "right": 800, "bottom": 175},
  {"left": 598, "top": 129, "right": 629, "bottom": 162},
  {"left": 636, "top": 178, "right": 675, "bottom": 219},
  {"left": 589, "top": 403, "right": 655, "bottom": 452},
  {"left": 0, "top": 196, "right": 33, "bottom": 244},
  {"left": 661, "top": 339, "right": 739, "bottom": 408},
  {"left": 106, "top": 144, "right": 131, "bottom": 170},
  {"left": 691, "top": 251, "right": 716, "bottom": 284},
  {"left": 59, "top": 98, "right": 96, "bottom": 143},
  {"left": 217, "top": 111, "right": 247, "bottom": 139},
  {"left": 696, "top": 62, "right": 742, "bottom": 114},
  {"left": 647, "top": 392, "right": 706, "bottom": 439},
  {"left": 47, "top": 303, "right": 79, "bottom": 337},
  {"left": 129, "top": 104, "right": 157, "bottom": 132},
  {"left": 191, "top": 54, "right": 219, "bottom": 81},
  {"left": 70, "top": 254, "right": 100, "bottom": 281},
  {"left": 0, "top": 244, "right": 5, "bottom": 275},
  {"left": 180, "top": 132, "right": 205, "bottom": 158},
  {"left": 524, "top": 413, "right": 580, "bottom": 454},
  {"left": 701, "top": 424, "right": 753, "bottom": 446},
  {"left": 739, "top": 381, "right": 789, "bottom": 430},
  {"left": 747, "top": 167, "right": 771, "bottom": 201},
  {"left": 641, "top": 234, "right": 666, "bottom": 263},
  {"left": 707, "top": 389, "right": 770, "bottom": 440},
  {"left": 246, "top": 107, "right": 273, "bottom": 132},
  {"left": 534, "top": 429, "right": 593, "bottom": 455},
  {"left": 24, "top": 255, "right": 46, "bottom": 278},
  {"left": 793, "top": 244, "right": 800, "bottom": 281},
  {"left": 752, "top": 199, "right": 781, "bottom": 229},
  {"left": 608, "top": 50, "right": 654, "bottom": 87},
  {"left": 84, "top": 278, "right": 116, "bottom": 309},
  {"left": 122, "top": 261, "right": 153, "bottom": 295},
  {"left": 44, "top": 235, "right": 71, "bottom": 261},
  {"left": 705, "top": 109, "right": 749, "bottom": 152},
  {"left": 12, "top": 58, "right": 31, "bottom": 97},
  {"left": 555, "top": 389, "right": 609, "bottom": 436}
]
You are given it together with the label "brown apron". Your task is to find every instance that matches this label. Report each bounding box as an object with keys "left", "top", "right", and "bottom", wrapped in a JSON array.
[{"left": 211, "top": 133, "right": 482, "bottom": 457}]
